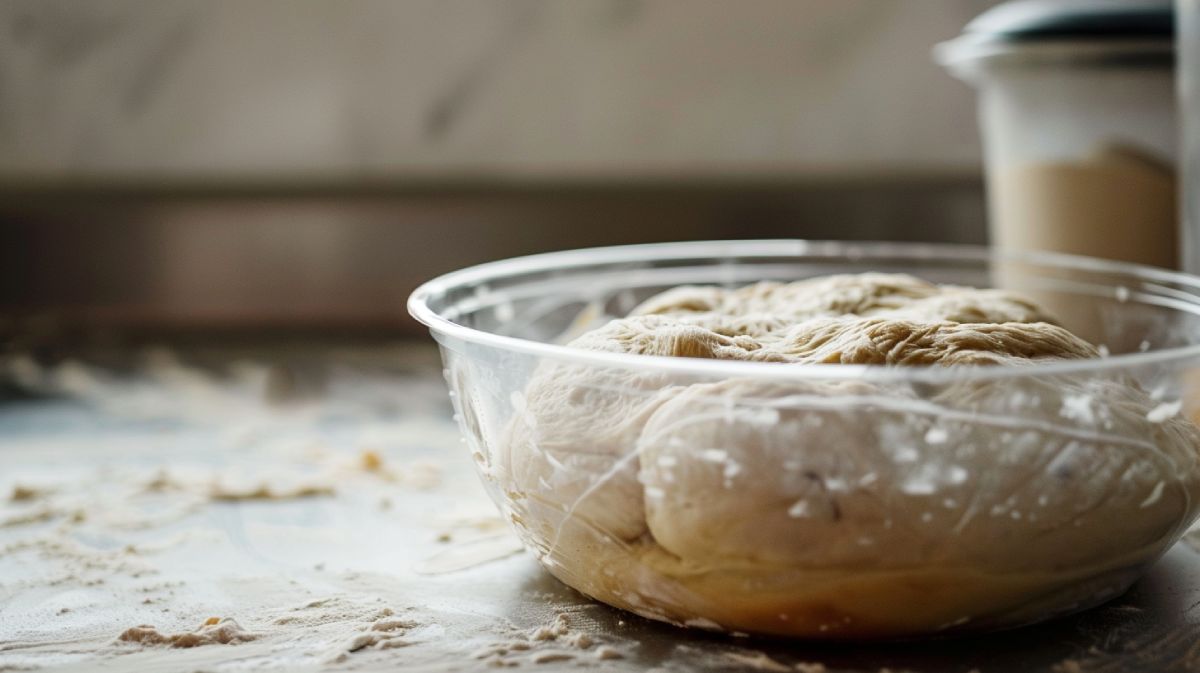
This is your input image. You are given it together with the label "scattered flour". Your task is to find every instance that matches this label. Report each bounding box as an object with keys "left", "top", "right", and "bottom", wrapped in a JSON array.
[
  {"left": 471, "top": 613, "right": 622, "bottom": 668},
  {"left": 116, "top": 618, "right": 257, "bottom": 648},
  {"left": 595, "top": 645, "right": 624, "bottom": 660},
  {"left": 370, "top": 617, "right": 418, "bottom": 632},
  {"left": 531, "top": 650, "right": 576, "bottom": 664},
  {"left": 530, "top": 613, "right": 572, "bottom": 641},
  {"left": 0, "top": 507, "right": 57, "bottom": 528},
  {"left": 719, "top": 650, "right": 792, "bottom": 672},
  {"left": 1147, "top": 400, "right": 1183, "bottom": 423},
  {"left": 10, "top": 485, "right": 51, "bottom": 502},
  {"left": 208, "top": 483, "right": 335, "bottom": 501},
  {"left": 360, "top": 450, "right": 385, "bottom": 473},
  {"left": 354, "top": 450, "right": 441, "bottom": 489},
  {"left": 272, "top": 598, "right": 399, "bottom": 628},
  {"left": 342, "top": 631, "right": 410, "bottom": 653}
]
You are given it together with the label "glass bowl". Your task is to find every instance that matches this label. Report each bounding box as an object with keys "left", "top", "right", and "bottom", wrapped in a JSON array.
[{"left": 408, "top": 240, "right": 1200, "bottom": 639}]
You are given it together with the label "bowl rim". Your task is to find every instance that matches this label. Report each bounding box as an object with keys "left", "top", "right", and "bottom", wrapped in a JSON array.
[{"left": 407, "top": 240, "right": 1200, "bottom": 384}]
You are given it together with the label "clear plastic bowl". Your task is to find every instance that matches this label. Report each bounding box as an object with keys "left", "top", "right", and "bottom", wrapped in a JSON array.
[{"left": 408, "top": 240, "right": 1200, "bottom": 639}]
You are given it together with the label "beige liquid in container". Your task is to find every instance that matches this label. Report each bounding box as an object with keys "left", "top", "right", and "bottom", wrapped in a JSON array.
[{"left": 993, "top": 143, "right": 1177, "bottom": 270}]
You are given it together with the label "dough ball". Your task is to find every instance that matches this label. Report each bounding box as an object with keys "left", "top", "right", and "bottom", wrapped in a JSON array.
[
  {"left": 632, "top": 274, "right": 1056, "bottom": 326},
  {"left": 925, "top": 376, "right": 1200, "bottom": 569},
  {"left": 638, "top": 376, "right": 1200, "bottom": 577},
  {"left": 497, "top": 272, "right": 1200, "bottom": 638},
  {"left": 500, "top": 315, "right": 772, "bottom": 552},
  {"left": 639, "top": 378, "right": 907, "bottom": 568},
  {"left": 873, "top": 288, "right": 1054, "bottom": 324},
  {"left": 632, "top": 274, "right": 942, "bottom": 321},
  {"left": 567, "top": 314, "right": 771, "bottom": 360},
  {"left": 501, "top": 363, "right": 668, "bottom": 547},
  {"left": 769, "top": 317, "right": 1098, "bottom": 365}
]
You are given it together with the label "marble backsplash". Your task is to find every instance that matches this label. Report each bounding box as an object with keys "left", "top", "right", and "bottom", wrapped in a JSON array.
[{"left": 0, "top": 0, "right": 998, "bottom": 182}]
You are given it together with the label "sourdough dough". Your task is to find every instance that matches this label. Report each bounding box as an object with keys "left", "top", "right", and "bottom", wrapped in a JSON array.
[{"left": 497, "top": 274, "right": 1200, "bottom": 638}]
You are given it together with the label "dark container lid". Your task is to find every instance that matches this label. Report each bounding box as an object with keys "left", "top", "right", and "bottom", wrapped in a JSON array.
[
  {"left": 936, "top": 0, "right": 1173, "bottom": 73},
  {"left": 968, "top": 0, "right": 1172, "bottom": 41}
]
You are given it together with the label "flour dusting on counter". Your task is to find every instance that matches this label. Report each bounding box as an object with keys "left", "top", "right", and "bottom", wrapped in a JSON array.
[
  {"left": 0, "top": 344, "right": 644, "bottom": 673},
  {"left": 2, "top": 342, "right": 1198, "bottom": 672}
]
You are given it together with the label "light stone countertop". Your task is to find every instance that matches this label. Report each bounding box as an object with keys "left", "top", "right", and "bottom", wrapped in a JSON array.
[{"left": 1, "top": 341, "right": 1199, "bottom": 673}]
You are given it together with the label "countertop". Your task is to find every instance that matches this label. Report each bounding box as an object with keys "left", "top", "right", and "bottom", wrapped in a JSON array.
[{"left": 2, "top": 341, "right": 1200, "bottom": 673}]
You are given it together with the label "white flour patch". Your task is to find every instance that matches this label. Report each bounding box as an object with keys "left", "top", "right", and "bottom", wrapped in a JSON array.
[
  {"left": 1147, "top": 400, "right": 1182, "bottom": 423},
  {"left": 116, "top": 618, "right": 257, "bottom": 648}
]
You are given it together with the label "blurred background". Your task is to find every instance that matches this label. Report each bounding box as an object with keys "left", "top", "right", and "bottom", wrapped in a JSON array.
[{"left": 1, "top": 0, "right": 1003, "bottom": 336}]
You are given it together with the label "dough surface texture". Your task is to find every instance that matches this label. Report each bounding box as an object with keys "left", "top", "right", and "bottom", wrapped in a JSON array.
[{"left": 497, "top": 274, "right": 1200, "bottom": 638}]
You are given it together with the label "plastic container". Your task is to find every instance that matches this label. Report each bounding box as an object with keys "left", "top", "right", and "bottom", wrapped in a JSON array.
[
  {"left": 936, "top": 0, "right": 1177, "bottom": 270},
  {"left": 408, "top": 240, "right": 1200, "bottom": 639}
]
